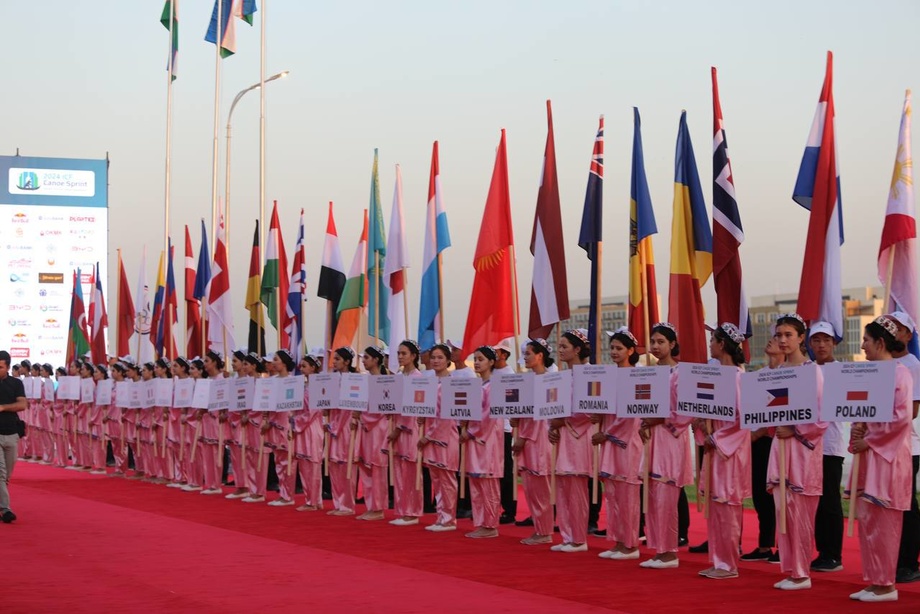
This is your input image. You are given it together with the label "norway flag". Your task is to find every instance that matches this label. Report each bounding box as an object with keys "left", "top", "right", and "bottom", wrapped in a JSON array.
[{"left": 793, "top": 51, "right": 843, "bottom": 339}]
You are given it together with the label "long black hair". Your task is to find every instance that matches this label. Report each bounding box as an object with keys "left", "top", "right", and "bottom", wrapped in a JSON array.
[{"left": 651, "top": 323, "right": 680, "bottom": 358}]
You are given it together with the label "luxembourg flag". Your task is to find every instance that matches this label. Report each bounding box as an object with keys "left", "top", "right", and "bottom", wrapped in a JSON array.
[
  {"left": 418, "top": 141, "right": 452, "bottom": 350},
  {"left": 793, "top": 51, "right": 843, "bottom": 338}
]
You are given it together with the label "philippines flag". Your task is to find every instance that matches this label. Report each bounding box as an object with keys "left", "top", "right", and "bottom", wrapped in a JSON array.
[
  {"left": 712, "top": 67, "right": 752, "bottom": 358},
  {"left": 766, "top": 388, "right": 789, "bottom": 407},
  {"left": 578, "top": 116, "right": 604, "bottom": 364},
  {"left": 285, "top": 209, "right": 306, "bottom": 356},
  {"left": 418, "top": 141, "right": 452, "bottom": 351},
  {"left": 793, "top": 51, "right": 844, "bottom": 339}
]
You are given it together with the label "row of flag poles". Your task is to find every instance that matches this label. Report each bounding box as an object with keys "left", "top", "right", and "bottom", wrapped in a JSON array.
[{"left": 67, "top": 51, "right": 918, "bottom": 369}]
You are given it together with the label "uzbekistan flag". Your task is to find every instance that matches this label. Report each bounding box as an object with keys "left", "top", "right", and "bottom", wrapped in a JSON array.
[
  {"left": 418, "top": 141, "right": 452, "bottom": 351},
  {"left": 332, "top": 210, "right": 369, "bottom": 351},
  {"left": 160, "top": 0, "right": 178, "bottom": 80},
  {"left": 246, "top": 219, "right": 265, "bottom": 355},
  {"left": 578, "top": 116, "right": 604, "bottom": 364},
  {"left": 628, "top": 108, "right": 660, "bottom": 355},
  {"left": 116, "top": 251, "right": 135, "bottom": 358},
  {"left": 285, "top": 209, "right": 307, "bottom": 355},
  {"left": 207, "top": 214, "right": 235, "bottom": 354},
  {"left": 385, "top": 165, "right": 410, "bottom": 374},
  {"left": 204, "top": 0, "right": 236, "bottom": 57},
  {"left": 318, "top": 202, "right": 346, "bottom": 340},
  {"left": 367, "top": 149, "right": 390, "bottom": 344},
  {"left": 668, "top": 111, "right": 713, "bottom": 364},
  {"left": 793, "top": 51, "right": 843, "bottom": 338},
  {"left": 89, "top": 261, "right": 108, "bottom": 365}
]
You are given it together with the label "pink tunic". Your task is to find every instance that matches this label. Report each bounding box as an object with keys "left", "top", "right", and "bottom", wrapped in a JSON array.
[
  {"left": 517, "top": 418, "right": 551, "bottom": 475},
  {"left": 465, "top": 381, "right": 503, "bottom": 477},
  {"left": 695, "top": 371, "right": 751, "bottom": 504},
  {"left": 423, "top": 381, "right": 459, "bottom": 471},
  {"left": 555, "top": 413, "right": 593, "bottom": 476},
  {"left": 359, "top": 412, "right": 389, "bottom": 468},
  {"left": 393, "top": 370, "right": 426, "bottom": 462},
  {"left": 648, "top": 370, "right": 693, "bottom": 486},
  {"left": 292, "top": 388, "right": 324, "bottom": 462},
  {"left": 326, "top": 408, "right": 357, "bottom": 463},
  {"left": 598, "top": 414, "right": 642, "bottom": 484}
]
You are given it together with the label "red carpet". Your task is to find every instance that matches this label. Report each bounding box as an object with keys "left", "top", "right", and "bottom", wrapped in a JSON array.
[{"left": 4, "top": 464, "right": 919, "bottom": 613}]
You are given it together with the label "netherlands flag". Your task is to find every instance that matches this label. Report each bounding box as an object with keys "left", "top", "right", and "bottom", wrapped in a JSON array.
[
  {"left": 696, "top": 381, "right": 714, "bottom": 401},
  {"left": 793, "top": 51, "right": 843, "bottom": 339}
]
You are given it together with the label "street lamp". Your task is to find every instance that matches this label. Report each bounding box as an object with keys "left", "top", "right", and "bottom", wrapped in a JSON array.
[{"left": 224, "top": 70, "right": 289, "bottom": 245}]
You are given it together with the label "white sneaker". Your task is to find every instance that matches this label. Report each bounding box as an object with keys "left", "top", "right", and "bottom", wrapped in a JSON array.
[
  {"left": 606, "top": 550, "right": 639, "bottom": 560},
  {"left": 89, "top": 470, "right": 107, "bottom": 475},
  {"left": 849, "top": 590, "right": 869, "bottom": 601},
  {"left": 166, "top": 482, "right": 185, "bottom": 489},
  {"left": 551, "top": 543, "right": 567, "bottom": 552},
  {"left": 389, "top": 518, "right": 419, "bottom": 526},
  {"left": 225, "top": 491, "right": 249, "bottom": 499},
  {"left": 425, "top": 524, "right": 457, "bottom": 532},
  {"left": 558, "top": 543, "right": 588, "bottom": 553},
  {"left": 200, "top": 488, "right": 223, "bottom": 495},
  {"left": 598, "top": 550, "right": 616, "bottom": 559},
  {"left": 640, "top": 558, "right": 679, "bottom": 569},
  {"left": 859, "top": 590, "right": 897, "bottom": 602},
  {"left": 774, "top": 578, "right": 811, "bottom": 591},
  {"left": 181, "top": 484, "right": 203, "bottom": 492},
  {"left": 242, "top": 496, "right": 265, "bottom": 503},
  {"left": 268, "top": 499, "right": 294, "bottom": 507}
]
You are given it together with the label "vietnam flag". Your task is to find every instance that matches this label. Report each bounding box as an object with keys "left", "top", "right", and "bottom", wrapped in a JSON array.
[
  {"left": 116, "top": 250, "right": 135, "bottom": 358},
  {"left": 331, "top": 210, "right": 369, "bottom": 350}
]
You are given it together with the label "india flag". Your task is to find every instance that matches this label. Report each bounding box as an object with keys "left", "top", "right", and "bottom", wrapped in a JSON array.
[{"left": 332, "top": 211, "right": 368, "bottom": 350}]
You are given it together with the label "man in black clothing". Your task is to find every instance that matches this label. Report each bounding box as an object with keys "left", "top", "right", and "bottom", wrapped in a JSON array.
[{"left": 0, "top": 350, "right": 28, "bottom": 524}]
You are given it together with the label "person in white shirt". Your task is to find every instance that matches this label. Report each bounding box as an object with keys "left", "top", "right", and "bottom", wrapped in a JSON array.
[
  {"left": 494, "top": 337, "right": 516, "bottom": 525},
  {"left": 446, "top": 339, "right": 475, "bottom": 379}
]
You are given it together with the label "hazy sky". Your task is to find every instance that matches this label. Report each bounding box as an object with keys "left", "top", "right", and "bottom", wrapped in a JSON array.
[{"left": 3, "top": 1, "right": 919, "bottom": 354}]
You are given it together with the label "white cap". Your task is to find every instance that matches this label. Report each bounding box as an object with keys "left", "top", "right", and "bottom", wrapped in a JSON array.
[
  {"left": 517, "top": 341, "right": 529, "bottom": 366},
  {"left": 308, "top": 346, "right": 325, "bottom": 359},
  {"left": 808, "top": 321, "right": 836, "bottom": 339},
  {"left": 495, "top": 337, "right": 514, "bottom": 355},
  {"left": 888, "top": 311, "right": 916, "bottom": 334},
  {"left": 446, "top": 338, "right": 462, "bottom": 351}
]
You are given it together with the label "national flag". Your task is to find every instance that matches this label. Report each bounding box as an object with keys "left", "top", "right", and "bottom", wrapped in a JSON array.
[
  {"left": 67, "top": 269, "right": 91, "bottom": 364},
  {"left": 285, "top": 209, "right": 307, "bottom": 355},
  {"left": 505, "top": 388, "right": 520, "bottom": 403},
  {"left": 235, "top": 0, "right": 257, "bottom": 25},
  {"left": 414, "top": 389, "right": 426, "bottom": 404},
  {"left": 587, "top": 381, "right": 601, "bottom": 396},
  {"left": 160, "top": 1, "right": 178, "bottom": 80},
  {"left": 766, "top": 388, "right": 789, "bottom": 407},
  {"left": 454, "top": 391, "right": 467, "bottom": 406},
  {"left": 160, "top": 241, "right": 179, "bottom": 359},
  {"left": 367, "top": 149, "right": 389, "bottom": 344},
  {"left": 462, "top": 129, "right": 518, "bottom": 355},
  {"left": 696, "top": 381, "right": 715, "bottom": 401},
  {"left": 628, "top": 108, "right": 660, "bottom": 355},
  {"left": 635, "top": 383, "right": 651, "bottom": 401},
  {"left": 318, "top": 201, "right": 346, "bottom": 339},
  {"left": 793, "top": 51, "right": 844, "bottom": 338},
  {"left": 135, "top": 247, "right": 155, "bottom": 363},
  {"left": 529, "top": 100, "right": 570, "bottom": 340},
  {"left": 204, "top": 0, "right": 236, "bottom": 58},
  {"left": 116, "top": 251, "right": 135, "bottom": 357},
  {"left": 246, "top": 219, "right": 266, "bottom": 355},
  {"left": 150, "top": 250, "right": 166, "bottom": 356},
  {"left": 331, "top": 210, "right": 369, "bottom": 351},
  {"left": 207, "top": 214, "right": 235, "bottom": 354},
  {"left": 384, "top": 165, "right": 410, "bottom": 373},
  {"left": 712, "top": 67, "right": 752, "bottom": 360},
  {"left": 418, "top": 141, "right": 452, "bottom": 351},
  {"left": 668, "top": 111, "right": 713, "bottom": 364},
  {"left": 578, "top": 116, "right": 604, "bottom": 364},
  {"left": 261, "top": 201, "right": 290, "bottom": 348},
  {"left": 546, "top": 388, "right": 558, "bottom": 403},
  {"left": 878, "top": 90, "right": 919, "bottom": 357},
  {"left": 88, "top": 261, "right": 108, "bottom": 365},
  {"left": 847, "top": 390, "right": 869, "bottom": 402},
  {"left": 188, "top": 221, "right": 210, "bottom": 357}
]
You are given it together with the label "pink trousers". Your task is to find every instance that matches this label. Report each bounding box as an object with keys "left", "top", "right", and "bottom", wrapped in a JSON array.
[
  {"left": 429, "top": 466, "right": 457, "bottom": 526},
  {"left": 556, "top": 475, "right": 589, "bottom": 545},
  {"left": 200, "top": 443, "right": 221, "bottom": 490},
  {"left": 857, "top": 498, "right": 902, "bottom": 586},
  {"left": 328, "top": 462, "right": 356, "bottom": 512},
  {"left": 184, "top": 426, "right": 202, "bottom": 487},
  {"left": 709, "top": 502, "right": 742, "bottom": 572},
  {"left": 273, "top": 449, "right": 296, "bottom": 502},
  {"left": 245, "top": 448, "right": 269, "bottom": 497},
  {"left": 110, "top": 426, "right": 129, "bottom": 474},
  {"left": 604, "top": 479, "right": 640, "bottom": 548},
  {"left": 522, "top": 473, "right": 553, "bottom": 536},
  {"left": 393, "top": 458, "right": 422, "bottom": 517},
  {"left": 470, "top": 477, "right": 500, "bottom": 529},
  {"left": 296, "top": 459, "right": 323, "bottom": 507},
  {"left": 228, "top": 441, "right": 244, "bottom": 488},
  {"left": 89, "top": 431, "right": 106, "bottom": 471},
  {"left": 774, "top": 490, "right": 819, "bottom": 579},
  {"left": 646, "top": 480, "right": 680, "bottom": 554},
  {"left": 359, "top": 463, "right": 388, "bottom": 513}
]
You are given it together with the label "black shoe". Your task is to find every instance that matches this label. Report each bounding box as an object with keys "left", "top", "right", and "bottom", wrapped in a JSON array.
[
  {"left": 896, "top": 567, "right": 920, "bottom": 583},
  {"left": 553, "top": 525, "right": 560, "bottom": 533},
  {"left": 587, "top": 523, "right": 598, "bottom": 534},
  {"left": 515, "top": 516, "right": 534, "bottom": 527},
  {"left": 689, "top": 541, "right": 708, "bottom": 554},
  {"left": 811, "top": 558, "right": 842, "bottom": 572},
  {"left": 456, "top": 509, "right": 473, "bottom": 520},
  {"left": 1, "top": 510, "right": 16, "bottom": 524},
  {"left": 499, "top": 514, "right": 516, "bottom": 525},
  {"left": 740, "top": 548, "right": 773, "bottom": 562},
  {"left": 768, "top": 551, "right": 780, "bottom": 564},
  {"left": 678, "top": 537, "right": 688, "bottom": 547},
  {"left": 591, "top": 528, "right": 607, "bottom": 537}
]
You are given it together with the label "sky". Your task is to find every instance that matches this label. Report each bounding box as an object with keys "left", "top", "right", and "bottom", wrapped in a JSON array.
[{"left": 3, "top": 1, "right": 919, "bottom": 355}]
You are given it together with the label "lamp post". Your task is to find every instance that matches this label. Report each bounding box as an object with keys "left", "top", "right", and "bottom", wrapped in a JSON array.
[{"left": 224, "top": 70, "right": 289, "bottom": 246}]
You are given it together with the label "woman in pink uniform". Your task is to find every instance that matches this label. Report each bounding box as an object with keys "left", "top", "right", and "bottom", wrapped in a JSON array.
[
  {"left": 697, "top": 323, "right": 751, "bottom": 580},
  {"left": 240, "top": 353, "right": 268, "bottom": 503},
  {"left": 121, "top": 360, "right": 144, "bottom": 479},
  {"left": 74, "top": 360, "right": 95, "bottom": 471},
  {"left": 88, "top": 364, "right": 108, "bottom": 474},
  {"left": 180, "top": 358, "right": 205, "bottom": 492},
  {"left": 460, "top": 346, "right": 503, "bottom": 538},
  {"left": 150, "top": 358, "right": 173, "bottom": 484},
  {"left": 767, "top": 313, "right": 827, "bottom": 590},
  {"left": 136, "top": 362, "right": 157, "bottom": 481},
  {"left": 388, "top": 340, "right": 425, "bottom": 526},
  {"left": 224, "top": 350, "right": 250, "bottom": 499},
  {"left": 513, "top": 339, "right": 554, "bottom": 545},
  {"left": 420, "top": 343, "right": 459, "bottom": 531},
  {"left": 847, "top": 316, "right": 914, "bottom": 603},
  {"left": 548, "top": 329, "right": 593, "bottom": 553},
  {"left": 106, "top": 362, "right": 129, "bottom": 476},
  {"left": 38, "top": 364, "right": 55, "bottom": 465},
  {"left": 640, "top": 323, "right": 692, "bottom": 569},
  {"left": 357, "top": 346, "right": 389, "bottom": 521},
  {"left": 264, "top": 349, "right": 298, "bottom": 507},
  {"left": 294, "top": 353, "right": 324, "bottom": 512},
  {"left": 595, "top": 328, "right": 643, "bottom": 561},
  {"left": 51, "top": 367, "right": 68, "bottom": 467},
  {"left": 198, "top": 351, "right": 225, "bottom": 496},
  {"left": 167, "top": 358, "right": 191, "bottom": 489},
  {"left": 325, "top": 347, "right": 359, "bottom": 515}
]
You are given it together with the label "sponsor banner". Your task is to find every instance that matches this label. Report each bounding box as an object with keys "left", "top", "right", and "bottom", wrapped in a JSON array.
[
  {"left": 1, "top": 156, "right": 107, "bottom": 207},
  {"left": 489, "top": 372, "right": 534, "bottom": 418},
  {"left": 740, "top": 363, "right": 820, "bottom": 428},
  {"left": 616, "top": 367, "right": 671, "bottom": 418},
  {"left": 534, "top": 371, "right": 572, "bottom": 420},
  {"left": 820, "top": 361, "right": 896, "bottom": 423},
  {"left": 675, "top": 363, "right": 739, "bottom": 421},
  {"left": 308, "top": 373, "right": 340, "bottom": 410},
  {"left": 442, "top": 376, "right": 482, "bottom": 421},
  {"left": 367, "top": 375, "right": 403, "bottom": 415},
  {"left": 339, "top": 372, "right": 368, "bottom": 412},
  {"left": 572, "top": 364, "right": 617, "bottom": 415},
  {"left": 274, "top": 376, "right": 305, "bottom": 412},
  {"left": 401, "top": 376, "right": 438, "bottom": 418}
]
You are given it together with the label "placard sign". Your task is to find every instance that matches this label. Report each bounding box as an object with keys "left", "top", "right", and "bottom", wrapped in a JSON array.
[
  {"left": 534, "top": 371, "right": 572, "bottom": 420},
  {"left": 155, "top": 378, "right": 175, "bottom": 407},
  {"left": 80, "top": 379, "right": 95, "bottom": 404},
  {"left": 572, "top": 364, "right": 617, "bottom": 415},
  {"left": 57, "top": 376, "right": 80, "bottom": 401},
  {"left": 114, "top": 381, "right": 130, "bottom": 408},
  {"left": 142, "top": 380, "right": 156, "bottom": 409},
  {"left": 234, "top": 378, "right": 255, "bottom": 411},
  {"left": 309, "top": 373, "right": 340, "bottom": 410},
  {"left": 129, "top": 381, "right": 143, "bottom": 409},
  {"left": 489, "top": 372, "right": 534, "bottom": 418},
  {"left": 740, "top": 363, "right": 819, "bottom": 428},
  {"left": 32, "top": 378, "right": 43, "bottom": 400},
  {"left": 820, "top": 361, "right": 896, "bottom": 423},
  {"left": 367, "top": 375, "right": 402, "bottom": 415},
  {"left": 43, "top": 379, "right": 55, "bottom": 401},
  {"left": 173, "top": 379, "right": 195, "bottom": 408},
  {"left": 401, "top": 376, "right": 438, "bottom": 418},
  {"left": 275, "top": 376, "right": 305, "bottom": 412},
  {"left": 23, "top": 378, "right": 36, "bottom": 400},
  {"left": 208, "top": 378, "right": 231, "bottom": 411},
  {"left": 616, "top": 366, "right": 671, "bottom": 418},
  {"left": 338, "top": 373, "right": 368, "bottom": 411},
  {"left": 191, "top": 379, "right": 211, "bottom": 410},
  {"left": 96, "top": 379, "right": 113, "bottom": 405},
  {"left": 676, "top": 363, "right": 738, "bottom": 421},
  {"left": 253, "top": 378, "right": 276, "bottom": 411},
  {"left": 442, "top": 377, "right": 483, "bottom": 421}
]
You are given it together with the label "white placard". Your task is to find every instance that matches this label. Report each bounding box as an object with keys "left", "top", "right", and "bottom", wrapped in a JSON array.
[
  {"left": 154, "top": 378, "right": 175, "bottom": 407},
  {"left": 309, "top": 373, "right": 340, "bottom": 410},
  {"left": 401, "top": 376, "right": 438, "bottom": 417},
  {"left": 616, "top": 366, "right": 672, "bottom": 418},
  {"left": 275, "top": 375, "right": 305, "bottom": 412},
  {"left": 80, "top": 379, "right": 95, "bottom": 404},
  {"left": 95, "top": 379, "right": 113, "bottom": 405},
  {"left": 57, "top": 376, "right": 80, "bottom": 401},
  {"left": 208, "top": 378, "right": 230, "bottom": 411},
  {"left": 173, "top": 378, "right": 194, "bottom": 408},
  {"left": 142, "top": 380, "right": 156, "bottom": 409},
  {"left": 191, "top": 379, "right": 211, "bottom": 410},
  {"left": 740, "top": 363, "right": 820, "bottom": 429},
  {"left": 33, "top": 378, "right": 43, "bottom": 399},
  {"left": 22, "top": 378, "right": 34, "bottom": 400},
  {"left": 115, "top": 381, "right": 130, "bottom": 409},
  {"left": 442, "top": 377, "right": 482, "bottom": 421},
  {"left": 367, "top": 375, "right": 403, "bottom": 415},
  {"left": 253, "top": 378, "right": 276, "bottom": 411},
  {"left": 489, "top": 372, "right": 534, "bottom": 418},
  {"left": 572, "top": 364, "right": 617, "bottom": 415},
  {"left": 129, "top": 381, "right": 143, "bottom": 409},
  {"left": 339, "top": 373, "right": 368, "bottom": 411},
  {"left": 676, "top": 363, "right": 738, "bottom": 421},
  {"left": 534, "top": 371, "right": 572, "bottom": 420},
  {"left": 820, "top": 361, "right": 896, "bottom": 423},
  {"left": 43, "top": 379, "right": 55, "bottom": 401},
  {"left": 233, "top": 378, "right": 255, "bottom": 411}
]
